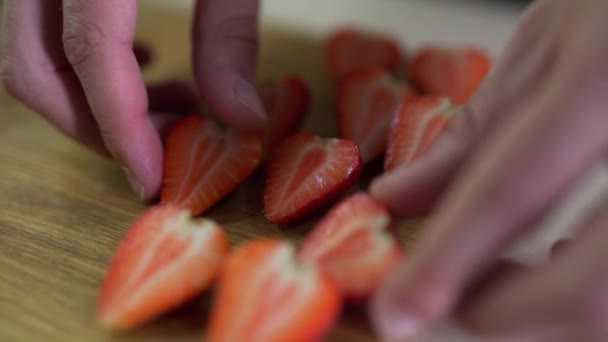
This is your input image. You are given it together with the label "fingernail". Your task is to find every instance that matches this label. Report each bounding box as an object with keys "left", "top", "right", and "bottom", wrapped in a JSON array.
[
  {"left": 369, "top": 172, "right": 393, "bottom": 197},
  {"left": 369, "top": 175, "right": 386, "bottom": 193},
  {"left": 122, "top": 167, "right": 146, "bottom": 201},
  {"left": 376, "top": 310, "right": 422, "bottom": 341},
  {"left": 234, "top": 77, "right": 266, "bottom": 124}
]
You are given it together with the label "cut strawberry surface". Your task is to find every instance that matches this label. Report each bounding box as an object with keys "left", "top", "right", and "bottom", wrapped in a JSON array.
[
  {"left": 299, "top": 192, "right": 402, "bottom": 299},
  {"left": 264, "top": 133, "right": 362, "bottom": 224},
  {"left": 325, "top": 29, "right": 402, "bottom": 82},
  {"left": 259, "top": 76, "right": 311, "bottom": 153},
  {"left": 208, "top": 239, "right": 341, "bottom": 342},
  {"left": 161, "top": 114, "right": 262, "bottom": 216},
  {"left": 410, "top": 46, "right": 491, "bottom": 104},
  {"left": 97, "top": 205, "right": 230, "bottom": 330},
  {"left": 385, "top": 96, "right": 456, "bottom": 171},
  {"left": 338, "top": 67, "right": 416, "bottom": 163}
]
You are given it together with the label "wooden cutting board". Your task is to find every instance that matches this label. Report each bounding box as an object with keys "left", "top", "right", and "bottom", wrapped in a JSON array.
[{"left": 0, "top": 3, "right": 423, "bottom": 341}]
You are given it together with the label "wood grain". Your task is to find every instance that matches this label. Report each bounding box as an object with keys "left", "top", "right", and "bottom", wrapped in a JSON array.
[{"left": 0, "top": 3, "right": 422, "bottom": 341}]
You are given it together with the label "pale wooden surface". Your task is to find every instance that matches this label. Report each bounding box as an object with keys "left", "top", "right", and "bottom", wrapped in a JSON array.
[{"left": 0, "top": 3, "right": 423, "bottom": 341}]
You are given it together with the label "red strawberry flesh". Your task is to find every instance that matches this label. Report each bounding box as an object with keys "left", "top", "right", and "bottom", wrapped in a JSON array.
[
  {"left": 326, "top": 29, "right": 402, "bottom": 82},
  {"left": 410, "top": 46, "right": 491, "bottom": 104},
  {"left": 264, "top": 133, "right": 362, "bottom": 224},
  {"left": 299, "top": 193, "right": 403, "bottom": 299},
  {"left": 161, "top": 114, "right": 262, "bottom": 216},
  {"left": 208, "top": 239, "right": 341, "bottom": 342},
  {"left": 385, "top": 95, "right": 455, "bottom": 171},
  {"left": 260, "top": 76, "right": 310, "bottom": 153},
  {"left": 338, "top": 67, "right": 415, "bottom": 162},
  {"left": 97, "top": 205, "right": 230, "bottom": 330}
]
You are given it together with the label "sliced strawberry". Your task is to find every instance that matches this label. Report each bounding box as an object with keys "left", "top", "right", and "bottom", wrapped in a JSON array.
[
  {"left": 385, "top": 96, "right": 456, "bottom": 171},
  {"left": 97, "top": 205, "right": 230, "bottom": 330},
  {"left": 325, "top": 29, "right": 402, "bottom": 82},
  {"left": 208, "top": 239, "right": 341, "bottom": 342},
  {"left": 161, "top": 114, "right": 262, "bottom": 216},
  {"left": 264, "top": 133, "right": 362, "bottom": 224},
  {"left": 410, "top": 46, "right": 491, "bottom": 104},
  {"left": 299, "top": 192, "right": 402, "bottom": 299},
  {"left": 259, "top": 76, "right": 311, "bottom": 153},
  {"left": 338, "top": 67, "right": 416, "bottom": 163}
]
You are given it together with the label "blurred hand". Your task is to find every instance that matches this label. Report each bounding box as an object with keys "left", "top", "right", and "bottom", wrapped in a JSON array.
[
  {"left": 0, "top": 0, "right": 265, "bottom": 200},
  {"left": 370, "top": 0, "right": 608, "bottom": 340}
]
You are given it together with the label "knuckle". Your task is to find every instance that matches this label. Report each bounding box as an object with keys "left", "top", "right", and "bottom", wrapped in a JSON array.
[{"left": 62, "top": 17, "right": 104, "bottom": 68}]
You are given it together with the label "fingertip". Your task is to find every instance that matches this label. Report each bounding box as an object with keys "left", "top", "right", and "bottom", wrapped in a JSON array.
[
  {"left": 371, "top": 136, "right": 468, "bottom": 217},
  {"left": 369, "top": 171, "right": 398, "bottom": 201},
  {"left": 94, "top": 97, "right": 164, "bottom": 202},
  {"left": 122, "top": 166, "right": 147, "bottom": 201},
  {"left": 122, "top": 161, "right": 162, "bottom": 202},
  {"left": 232, "top": 76, "right": 267, "bottom": 131},
  {"left": 369, "top": 172, "right": 405, "bottom": 214},
  {"left": 369, "top": 165, "right": 442, "bottom": 217},
  {"left": 109, "top": 118, "right": 164, "bottom": 202},
  {"left": 370, "top": 244, "right": 462, "bottom": 341},
  {"left": 370, "top": 271, "right": 424, "bottom": 340},
  {"left": 197, "top": 70, "right": 267, "bottom": 132}
]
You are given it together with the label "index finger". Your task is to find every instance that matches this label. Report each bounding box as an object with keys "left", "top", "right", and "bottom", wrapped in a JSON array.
[{"left": 62, "top": 0, "right": 162, "bottom": 200}]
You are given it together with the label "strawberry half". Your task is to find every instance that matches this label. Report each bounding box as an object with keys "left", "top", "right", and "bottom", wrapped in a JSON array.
[
  {"left": 208, "top": 239, "right": 341, "bottom": 342},
  {"left": 299, "top": 192, "right": 403, "bottom": 299},
  {"left": 97, "top": 205, "right": 230, "bottom": 330},
  {"left": 259, "top": 76, "right": 311, "bottom": 153},
  {"left": 325, "top": 29, "right": 402, "bottom": 82},
  {"left": 385, "top": 96, "right": 456, "bottom": 171},
  {"left": 161, "top": 114, "right": 262, "bottom": 216},
  {"left": 338, "top": 67, "right": 416, "bottom": 163},
  {"left": 264, "top": 133, "right": 362, "bottom": 224},
  {"left": 410, "top": 46, "right": 491, "bottom": 104}
]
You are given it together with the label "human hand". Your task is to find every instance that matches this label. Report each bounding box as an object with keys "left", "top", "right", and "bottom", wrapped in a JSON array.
[
  {"left": 370, "top": 0, "right": 608, "bottom": 340},
  {"left": 0, "top": 0, "right": 265, "bottom": 200}
]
